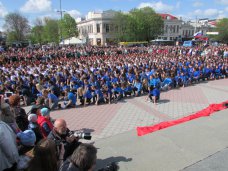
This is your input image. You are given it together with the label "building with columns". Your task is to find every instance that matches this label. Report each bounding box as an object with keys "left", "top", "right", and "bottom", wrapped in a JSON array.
[
  {"left": 77, "top": 10, "right": 116, "bottom": 46},
  {"left": 77, "top": 11, "right": 215, "bottom": 45}
]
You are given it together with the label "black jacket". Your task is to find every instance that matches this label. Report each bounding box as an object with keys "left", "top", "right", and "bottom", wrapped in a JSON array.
[{"left": 48, "top": 129, "right": 81, "bottom": 161}]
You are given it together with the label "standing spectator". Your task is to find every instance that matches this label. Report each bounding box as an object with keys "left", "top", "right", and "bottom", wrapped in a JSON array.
[
  {"left": 16, "top": 130, "right": 36, "bottom": 170},
  {"left": 28, "top": 114, "right": 43, "bottom": 143},
  {"left": 0, "top": 120, "right": 19, "bottom": 171},
  {"left": 48, "top": 119, "right": 81, "bottom": 162},
  {"left": 28, "top": 139, "right": 58, "bottom": 171},
  {"left": 59, "top": 143, "right": 97, "bottom": 171},
  {"left": 0, "top": 95, "right": 20, "bottom": 133},
  {"left": 9, "top": 94, "right": 29, "bottom": 131},
  {"left": 37, "top": 108, "right": 53, "bottom": 137}
]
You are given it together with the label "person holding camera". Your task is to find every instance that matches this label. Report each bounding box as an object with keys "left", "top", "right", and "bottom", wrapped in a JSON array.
[{"left": 47, "top": 119, "right": 81, "bottom": 165}]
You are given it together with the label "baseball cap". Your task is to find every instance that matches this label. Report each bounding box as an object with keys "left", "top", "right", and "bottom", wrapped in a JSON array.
[{"left": 17, "top": 130, "right": 36, "bottom": 146}]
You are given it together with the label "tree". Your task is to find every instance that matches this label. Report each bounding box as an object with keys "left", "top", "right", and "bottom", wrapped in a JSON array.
[
  {"left": 59, "top": 13, "right": 78, "bottom": 40},
  {"left": 30, "top": 18, "right": 44, "bottom": 44},
  {"left": 112, "top": 7, "right": 164, "bottom": 42},
  {"left": 4, "top": 12, "right": 30, "bottom": 43},
  {"left": 214, "top": 18, "right": 228, "bottom": 44},
  {"left": 112, "top": 11, "right": 133, "bottom": 41},
  {"left": 43, "top": 18, "right": 59, "bottom": 44}
]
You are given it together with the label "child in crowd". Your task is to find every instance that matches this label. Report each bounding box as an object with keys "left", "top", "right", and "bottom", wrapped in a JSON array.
[
  {"left": 37, "top": 107, "right": 53, "bottom": 137},
  {"left": 28, "top": 113, "right": 43, "bottom": 143}
]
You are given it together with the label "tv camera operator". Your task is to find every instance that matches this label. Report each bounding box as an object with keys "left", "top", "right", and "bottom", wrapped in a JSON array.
[{"left": 47, "top": 119, "right": 91, "bottom": 166}]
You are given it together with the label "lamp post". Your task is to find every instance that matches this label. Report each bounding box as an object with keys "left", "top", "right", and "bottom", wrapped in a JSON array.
[{"left": 57, "top": 0, "right": 65, "bottom": 43}]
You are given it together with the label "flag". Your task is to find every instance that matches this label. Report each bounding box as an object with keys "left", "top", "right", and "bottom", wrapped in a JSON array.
[{"left": 194, "top": 31, "right": 203, "bottom": 38}]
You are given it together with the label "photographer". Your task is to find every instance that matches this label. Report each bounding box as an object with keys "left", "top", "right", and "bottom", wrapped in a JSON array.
[{"left": 47, "top": 119, "right": 81, "bottom": 164}]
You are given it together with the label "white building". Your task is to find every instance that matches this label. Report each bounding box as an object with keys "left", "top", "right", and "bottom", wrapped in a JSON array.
[
  {"left": 77, "top": 11, "right": 215, "bottom": 45},
  {"left": 77, "top": 10, "right": 116, "bottom": 46}
]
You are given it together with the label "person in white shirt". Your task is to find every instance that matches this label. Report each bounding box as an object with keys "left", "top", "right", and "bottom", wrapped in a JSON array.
[{"left": 0, "top": 120, "right": 19, "bottom": 171}]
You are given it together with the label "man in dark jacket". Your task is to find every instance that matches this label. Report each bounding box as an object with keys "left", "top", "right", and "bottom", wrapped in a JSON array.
[{"left": 47, "top": 119, "right": 81, "bottom": 162}]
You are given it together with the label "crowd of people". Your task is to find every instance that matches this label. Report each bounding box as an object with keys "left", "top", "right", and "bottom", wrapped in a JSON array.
[
  {"left": 0, "top": 43, "right": 228, "bottom": 171},
  {"left": 0, "top": 44, "right": 227, "bottom": 108},
  {"left": 0, "top": 93, "right": 99, "bottom": 171}
]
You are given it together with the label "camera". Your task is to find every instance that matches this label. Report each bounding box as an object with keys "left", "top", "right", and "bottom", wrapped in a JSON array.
[{"left": 69, "top": 131, "right": 92, "bottom": 140}]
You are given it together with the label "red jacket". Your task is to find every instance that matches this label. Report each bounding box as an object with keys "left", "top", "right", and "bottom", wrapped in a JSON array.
[{"left": 37, "top": 116, "right": 53, "bottom": 137}]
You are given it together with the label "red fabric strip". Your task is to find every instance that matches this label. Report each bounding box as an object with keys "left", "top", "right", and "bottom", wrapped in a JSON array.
[{"left": 137, "top": 101, "right": 228, "bottom": 136}]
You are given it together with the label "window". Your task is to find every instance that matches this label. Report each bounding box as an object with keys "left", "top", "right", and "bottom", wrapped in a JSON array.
[
  {"left": 173, "top": 25, "right": 176, "bottom": 33},
  {"left": 165, "top": 25, "right": 168, "bottom": 33},
  {"left": 177, "top": 25, "right": 179, "bottom": 33},
  {"left": 96, "top": 24, "right": 100, "bottom": 33},
  {"left": 106, "top": 24, "right": 110, "bottom": 33}
]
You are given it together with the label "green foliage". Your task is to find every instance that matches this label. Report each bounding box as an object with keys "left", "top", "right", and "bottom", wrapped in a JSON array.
[
  {"left": 214, "top": 18, "right": 228, "bottom": 44},
  {"left": 112, "top": 7, "right": 164, "bottom": 42},
  {"left": 30, "top": 19, "right": 44, "bottom": 44},
  {"left": 43, "top": 18, "right": 59, "bottom": 44},
  {"left": 59, "top": 13, "right": 78, "bottom": 40},
  {"left": 4, "top": 12, "right": 30, "bottom": 43}
]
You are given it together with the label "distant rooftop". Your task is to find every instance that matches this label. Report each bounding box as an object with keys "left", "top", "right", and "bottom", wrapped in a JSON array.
[{"left": 159, "top": 13, "right": 178, "bottom": 20}]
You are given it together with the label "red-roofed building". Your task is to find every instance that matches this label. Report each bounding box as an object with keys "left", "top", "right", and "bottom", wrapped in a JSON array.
[
  {"left": 159, "top": 13, "right": 178, "bottom": 20},
  {"left": 157, "top": 13, "right": 182, "bottom": 41}
]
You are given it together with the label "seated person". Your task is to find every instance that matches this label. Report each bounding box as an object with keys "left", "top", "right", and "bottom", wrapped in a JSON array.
[
  {"left": 101, "top": 84, "right": 112, "bottom": 104},
  {"left": 152, "top": 86, "right": 160, "bottom": 104},
  {"left": 122, "top": 82, "right": 133, "bottom": 97},
  {"left": 112, "top": 83, "right": 123, "bottom": 101},
  {"left": 42, "top": 89, "right": 59, "bottom": 110},
  {"left": 83, "top": 84, "right": 93, "bottom": 106},
  {"left": 92, "top": 85, "right": 105, "bottom": 105},
  {"left": 161, "top": 76, "right": 173, "bottom": 91},
  {"left": 146, "top": 86, "right": 154, "bottom": 102},
  {"left": 63, "top": 87, "right": 77, "bottom": 108},
  {"left": 133, "top": 78, "right": 142, "bottom": 96}
]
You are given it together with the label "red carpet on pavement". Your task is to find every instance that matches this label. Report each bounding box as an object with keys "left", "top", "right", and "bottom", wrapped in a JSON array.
[{"left": 137, "top": 100, "right": 228, "bottom": 136}]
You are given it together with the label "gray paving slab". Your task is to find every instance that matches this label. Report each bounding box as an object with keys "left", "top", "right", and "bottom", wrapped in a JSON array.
[
  {"left": 182, "top": 147, "right": 228, "bottom": 171},
  {"left": 95, "top": 109, "right": 228, "bottom": 171}
]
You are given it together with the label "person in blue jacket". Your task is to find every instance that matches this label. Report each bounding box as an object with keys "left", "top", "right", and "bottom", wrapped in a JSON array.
[
  {"left": 92, "top": 85, "right": 105, "bottom": 105},
  {"left": 133, "top": 78, "right": 142, "bottom": 96},
  {"left": 112, "top": 83, "right": 123, "bottom": 101},
  {"left": 63, "top": 87, "right": 77, "bottom": 108}
]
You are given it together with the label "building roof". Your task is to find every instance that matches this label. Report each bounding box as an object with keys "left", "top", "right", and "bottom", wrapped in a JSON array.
[{"left": 159, "top": 13, "right": 178, "bottom": 20}]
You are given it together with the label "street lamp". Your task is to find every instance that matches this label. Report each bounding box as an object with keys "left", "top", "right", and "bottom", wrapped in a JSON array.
[{"left": 57, "top": 0, "right": 65, "bottom": 43}]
